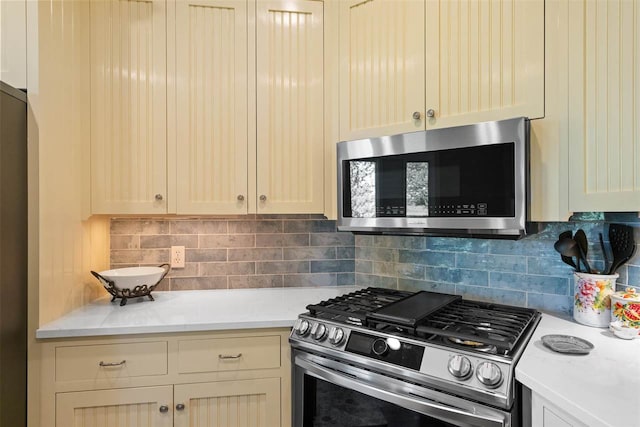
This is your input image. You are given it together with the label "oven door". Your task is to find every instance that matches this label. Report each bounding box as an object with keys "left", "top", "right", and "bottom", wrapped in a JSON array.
[{"left": 293, "top": 350, "right": 514, "bottom": 427}]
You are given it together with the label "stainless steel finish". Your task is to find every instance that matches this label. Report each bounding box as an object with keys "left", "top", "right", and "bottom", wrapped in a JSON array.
[
  {"left": 476, "top": 362, "right": 503, "bottom": 388},
  {"left": 311, "top": 323, "right": 327, "bottom": 341},
  {"left": 259, "top": 194, "right": 267, "bottom": 201},
  {"left": 159, "top": 405, "right": 169, "bottom": 413},
  {"left": 336, "top": 117, "right": 530, "bottom": 238},
  {"left": 98, "top": 360, "right": 126, "bottom": 367},
  {"left": 294, "top": 350, "right": 511, "bottom": 427},
  {"left": 295, "top": 319, "right": 310, "bottom": 336},
  {"left": 237, "top": 194, "right": 244, "bottom": 201},
  {"left": 371, "top": 338, "right": 388, "bottom": 356},
  {"left": 426, "top": 108, "right": 435, "bottom": 117},
  {"left": 412, "top": 111, "right": 421, "bottom": 120},
  {"left": 176, "top": 403, "right": 185, "bottom": 411},
  {"left": 218, "top": 353, "right": 242, "bottom": 360},
  {"left": 448, "top": 354, "right": 473, "bottom": 379},
  {"left": 155, "top": 194, "right": 163, "bottom": 201},
  {"left": 328, "top": 327, "right": 344, "bottom": 345}
]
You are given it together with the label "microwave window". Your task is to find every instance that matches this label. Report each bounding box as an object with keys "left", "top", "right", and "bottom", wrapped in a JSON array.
[
  {"left": 343, "top": 143, "right": 515, "bottom": 218},
  {"left": 406, "top": 162, "right": 429, "bottom": 216},
  {"left": 349, "top": 161, "right": 376, "bottom": 218}
]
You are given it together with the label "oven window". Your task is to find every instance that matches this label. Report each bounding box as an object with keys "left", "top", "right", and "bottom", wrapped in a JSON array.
[{"left": 303, "top": 375, "right": 455, "bottom": 427}]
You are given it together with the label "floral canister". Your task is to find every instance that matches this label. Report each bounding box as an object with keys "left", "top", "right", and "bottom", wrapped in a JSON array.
[
  {"left": 573, "top": 272, "right": 618, "bottom": 328},
  {"left": 610, "top": 287, "right": 640, "bottom": 333}
]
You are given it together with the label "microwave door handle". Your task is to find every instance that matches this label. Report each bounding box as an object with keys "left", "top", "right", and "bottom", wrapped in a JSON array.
[{"left": 296, "top": 357, "right": 507, "bottom": 427}]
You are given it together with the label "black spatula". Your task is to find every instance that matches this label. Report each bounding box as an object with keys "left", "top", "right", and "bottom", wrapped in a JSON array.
[
  {"left": 556, "top": 230, "right": 577, "bottom": 271},
  {"left": 608, "top": 224, "right": 636, "bottom": 274}
]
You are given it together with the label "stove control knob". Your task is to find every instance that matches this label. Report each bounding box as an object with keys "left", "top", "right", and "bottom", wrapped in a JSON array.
[
  {"left": 328, "top": 327, "right": 345, "bottom": 346},
  {"left": 447, "top": 355, "right": 472, "bottom": 380},
  {"left": 312, "top": 323, "right": 327, "bottom": 341},
  {"left": 372, "top": 338, "right": 389, "bottom": 356},
  {"left": 295, "top": 319, "right": 310, "bottom": 337},
  {"left": 476, "top": 362, "right": 503, "bottom": 388}
]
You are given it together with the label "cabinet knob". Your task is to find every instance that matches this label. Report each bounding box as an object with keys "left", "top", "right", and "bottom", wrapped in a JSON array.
[
  {"left": 159, "top": 405, "right": 169, "bottom": 413},
  {"left": 237, "top": 194, "right": 245, "bottom": 201},
  {"left": 155, "top": 194, "right": 164, "bottom": 201},
  {"left": 176, "top": 403, "right": 185, "bottom": 411},
  {"left": 412, "top": 111, "right": 421, "bottom": 120},
  {"left": 426, "top": 109, "right": 435, "bottom": 118},
  {"left": 259, "top": 195, "right": 267, "bottom": 202}
]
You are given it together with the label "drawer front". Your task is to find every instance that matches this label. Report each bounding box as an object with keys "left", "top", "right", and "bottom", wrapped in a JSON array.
[
  {"left": 55, "top": 341, "right": 168, "bottom": 382},
  {"left": 178, "top": 335, "right": 280, "bottom": 374}
]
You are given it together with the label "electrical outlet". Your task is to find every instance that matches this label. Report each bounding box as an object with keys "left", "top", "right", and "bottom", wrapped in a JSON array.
[{"left": 171, "top": 246, "right": 185, "bottom": 269}]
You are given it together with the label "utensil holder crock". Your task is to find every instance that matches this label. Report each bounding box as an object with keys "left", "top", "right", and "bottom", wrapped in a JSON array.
[{"left": 573, "top": 272, "right": 618, "bottom": 328}]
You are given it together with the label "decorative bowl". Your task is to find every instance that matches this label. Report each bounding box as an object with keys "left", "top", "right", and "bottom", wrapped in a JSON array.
[
  {"left": 610, "top": 287, "right": 640, "bottom": 331},
  {"left": 91, "top": 265, "right": 169, "bottom": 306}
]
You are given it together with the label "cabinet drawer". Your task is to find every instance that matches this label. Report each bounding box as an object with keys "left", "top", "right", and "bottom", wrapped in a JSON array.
[
  {"left": 178, "top": 335, "right": 280, "bottom": 374},
  {"left": 55, "top": 341, "right": 168, "bottom": 382}
]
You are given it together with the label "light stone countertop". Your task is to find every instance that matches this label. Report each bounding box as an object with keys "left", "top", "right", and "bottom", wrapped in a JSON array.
[
  {"left": 36, "top": 287, "right": 357, "bottom": 339},
  {"left": 516, "top": 313, "right": 640, "bottom": 427}
]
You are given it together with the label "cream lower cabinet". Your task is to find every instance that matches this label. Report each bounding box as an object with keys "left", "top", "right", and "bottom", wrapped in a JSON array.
[
  {"left": 531, "top": 391, "right": 588, "bottom": 427},
  {"left": 339, "top": 0, "right": 544, "bottom": 140},
  {"left": 41, "top": 329, "right": 291, "bottom": 427}
]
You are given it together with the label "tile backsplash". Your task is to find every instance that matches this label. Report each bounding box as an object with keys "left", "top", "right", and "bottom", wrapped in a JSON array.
[
  {"left": 110, "top": 213, "right": 639, "bottom": 316},
  {"left": 110, "top": 215, "right": 355, "bottom": 291}
]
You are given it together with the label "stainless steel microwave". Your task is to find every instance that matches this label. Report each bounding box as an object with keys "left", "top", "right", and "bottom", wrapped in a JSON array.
[{"left": 337, "top": 117, "right": 531, "bottom": 239}]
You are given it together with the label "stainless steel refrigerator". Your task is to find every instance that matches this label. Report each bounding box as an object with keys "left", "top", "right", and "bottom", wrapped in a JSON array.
[{"left": 0, "top": 81, "right": 27, "bottom": 427}]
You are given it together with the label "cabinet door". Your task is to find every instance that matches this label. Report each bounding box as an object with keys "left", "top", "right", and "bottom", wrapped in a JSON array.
[
  {"left": 567, "top": 0, "right": 640, "bottom": 212},
  {"left": 174, "top": 0, "right": 249, "bottom": 214},
  {"left": 56, "top": 386, "right": 173, "bottom": 427},
  {"left": 256, "top": 0, "right": 324, "bottom": 213},
  {"left": 174, "top": 378, "right": 280, "bottom": 427},
  {"left": 424, "top": 0, "right": 544, "bottom": 128},
  {"left": 90, "top": 0, "right": 168, "bottom": 214},
  {"left": 339, "top": 0, "right": 425, "bottom": 140}
]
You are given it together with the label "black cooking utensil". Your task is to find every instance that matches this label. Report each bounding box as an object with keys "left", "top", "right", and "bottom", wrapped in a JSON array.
[
  {"left": 556, "top": 231, "right": 577, "bottom": 270},
  {"left": 574, "top": 229, "right": 592, "bottom": 274},
  {"left": 554, "top": 237, "right": 582, "bottom": 272},
  {"left": 599, "top": 232, "right": 610, "bottom": 274},
  {"left": 608, "top": 224, "right": 636, "bottom": 274}
]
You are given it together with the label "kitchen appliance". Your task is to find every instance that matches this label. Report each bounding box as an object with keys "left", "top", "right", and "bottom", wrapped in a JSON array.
[
  {"left": 337, "top": 117, "right": 531, "bottom": 239},
  {"left": 290, "top": 287, "right": 541, "bottom": 427},
  {"left": 0, "top": 81, "right": 28, "bottom": 427}
]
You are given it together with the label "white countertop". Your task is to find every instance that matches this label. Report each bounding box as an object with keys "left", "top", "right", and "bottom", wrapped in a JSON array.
[
  {"left": 516, "top": 313, "right": 640, "bottom": 427},
  {"left": 36, "top": 287, "right": 357, "bottom": 339}
]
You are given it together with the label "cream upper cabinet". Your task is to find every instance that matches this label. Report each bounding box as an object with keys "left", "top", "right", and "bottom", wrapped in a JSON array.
[
  {"left": 338, "top": 0, "right": 425, "bottom": 140},
  {"left": 338, "top": 0, "right": 544, "bottom": 140},
  {"left": 90, "top": 0, "right": 168, "bottom": 214},
  {"left": 424, "top": 0, "right": 544, "bottom": 129},
  {"left": 174, "top": 378, "right": 280, "bottom": 427},
  {"left": 57, "top": 386, "right": 174, "bottom": 427},
  {"left": 174, "top": 0, "right": 249, "bottom": 214},
  {"left": 256, "top": 0, "right": 325, "bottom": 213},
  {"left": 567, "top": 0, "right": 640, "bottom": 212}
]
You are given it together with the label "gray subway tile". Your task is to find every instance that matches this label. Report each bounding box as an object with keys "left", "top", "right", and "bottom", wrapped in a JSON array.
[
  {"left": 228, "top": 248, "right": 282, "bottom": 261},
  {"left": 139, "top": 220, "right": 170, "bottom": 235},
  {"left": 629, "top": 265, "right": 640, "bottom": 287},
  {"left": 398, "top": 250, "right": 455, "bottom": 267},
  {"left": 425, "top": 237, "right": 489, "bottom": 253},
  {"left": 489, "top": 239, "right": 556, "bottom": 257},
  {"left": 256, "top": 261, "right": 309, "bottom": 274},
  {"left": 171, "top": 276, "right": 228, "bottom": 290},
  {"left": 229, "top": 275, "right": 283, "bottom": 289},
  {"left": 337, "top": 247, "right": 355, "bottom": 259},
  {"left": 284, "top": 247, "right": 336, "bottom": 260},
  {"left": 166, "top": 263, "right": 198, "bottom": 277},
  {"left": 337, "top": 273, "right": 356, "bottom": 286},
  {"left": 490, "top": 272, "right": 569, "bottom": 295},
  {"left": 355, "top": 235, "right": 374, "bottom": 247},
  {"left": 284, "top": 220, "right": 336, "bottom": 233},
  {"left": 255, "top": 233, "right": 309, "bottom": 247},
  {"left": 256, "top": 220, "right": 284, "bottom": 233},
  {"left": 110, "top": 235, "right": 139, "bottom": 250},
  {"left": 456, "top": 253, "right": 527, "bottom": 273},
  {"left": 527, "top": 257, "right": 576, "bottom": 277},
  {"left": 355, "top": 273, "right": 397, "bottom": 289},
  {"left": 356, "top": 246, "right": 398, "bottom": 263},
  {"left": 186, "top": 248, "right": 227, "bottom": 262},
  {"left": 373, "top": 262, "right": 396, "bottom": 277},
  {"left": 199, "top": 234, "right": 255, "bottom": 248},
  {"left": 228, "top": 221, "right": 256, "bottom": 234},
  {"left": 311, "top": 260, "right": 355, "bottom": 273},
  {"left": 527, "top": 293, "right": 573, "bottom": 316},
  {"left": 310, "top": 232, "right": 355, "bottom": 247},
  {"left": 200, "top": 220, "right": 228, "bottom": 234},
  {"left": 170, "top": 220, "right": 202, "bottom": 234},
  {"left": 424, "top": 266, "right": 488, "bottom": 286},
  {"left": 283, "top": 273, "right": 337, "bottom": 287},
  {"left": 373, "top": 235, "right": 425, "bottom": 249},
  {"left": 398, "top": 278, "right": 456, "bottom": 294},
  {"left": 455, "top": 285, "right": 526, "bottom": 307},
  {"left": 154, "top": 277, "right": 170, "bottom": 291},
  {"left": 140, "top": 235, "right": 198, "bottom": 249},
  {"left": 111, "top": 249, "right": 170, "bottom": 264},
  {"left": 395, "top": 264, "right": 425, "bottom": 280},
  {"left": 110, "top": 219, "right": 143, "bottom": 235},
  {"left": 355, "top": 260, "right": 373, "bottom": 274}
]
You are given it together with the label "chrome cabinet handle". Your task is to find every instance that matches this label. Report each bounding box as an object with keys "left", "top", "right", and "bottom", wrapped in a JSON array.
[
  {"left": 99, "top": 360, "right": 126, "bottom": 367},
  {"left": 412, "top": 111, "right": 421, "bottom": 120},
  {"left": 159, "top": 405, "right": 169, "bottom": 413},
  {"left": 155, "top": 194, "right": 163, "bottom": 201},
  {"left": 237, "top": 194, "right": 245, "bottom": 201},
  {"left": 218, "top": 353, "right": 242, "bottom": 360},
  {"left": 176, "top": 403, "right": 185, "bottom": 411},
  {"left": 426, "top": 109, "right": 435, "bottom": 118},
  {"left": 259, "top": 195, "right": 267, "bottom": 202}
]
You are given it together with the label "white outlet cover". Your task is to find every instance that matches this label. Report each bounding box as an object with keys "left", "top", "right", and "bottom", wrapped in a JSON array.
[{"left": 171, "top": 246, "right": 185, "bottom": 269}]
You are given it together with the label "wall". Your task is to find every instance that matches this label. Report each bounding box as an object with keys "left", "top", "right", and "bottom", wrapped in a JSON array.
[
  {"left": 355, "top": 213, "right": 640, "bottom": 316},
  {"left": 109, "top": 215, "right": 355, "bottom": 289}
]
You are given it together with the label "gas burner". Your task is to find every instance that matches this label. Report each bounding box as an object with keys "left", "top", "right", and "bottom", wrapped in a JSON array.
[{"left": 444, "top": 336, "right": 497, "bottom": 353}]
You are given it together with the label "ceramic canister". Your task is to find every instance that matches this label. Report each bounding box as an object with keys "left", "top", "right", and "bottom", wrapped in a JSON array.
[
  {"left": 573, "top": 272, "right": 618, "bottom": 328},
  {"left": 610, "top": 287, "right": 640, "bottom": 330}
]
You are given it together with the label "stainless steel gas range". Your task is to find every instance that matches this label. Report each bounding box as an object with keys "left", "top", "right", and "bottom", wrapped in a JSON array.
[{"left": 289, "top": 288, "right": 541, "bottom": 427}]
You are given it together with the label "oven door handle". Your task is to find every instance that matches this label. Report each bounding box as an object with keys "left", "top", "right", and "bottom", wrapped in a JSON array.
[{"left": 296, "top": 356, "right": 508, "bottom": 427}]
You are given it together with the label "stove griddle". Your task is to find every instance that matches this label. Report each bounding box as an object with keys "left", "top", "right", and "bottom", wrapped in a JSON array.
[{"left": 367, "top": 291, "right": 461, "bottom": 328}]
